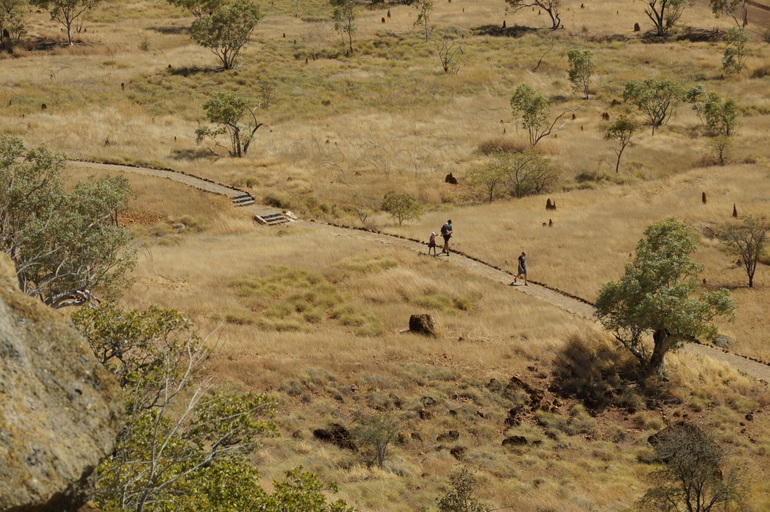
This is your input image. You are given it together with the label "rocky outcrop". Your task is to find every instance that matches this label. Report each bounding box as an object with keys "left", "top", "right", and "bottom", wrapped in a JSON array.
[{"left": 0, "top": 255, "right": 124, "bottom": 512}]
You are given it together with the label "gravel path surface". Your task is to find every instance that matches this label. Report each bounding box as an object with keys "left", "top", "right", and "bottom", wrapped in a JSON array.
[{"left": 71, "top": 161, "right": 770, "bottom": 384}]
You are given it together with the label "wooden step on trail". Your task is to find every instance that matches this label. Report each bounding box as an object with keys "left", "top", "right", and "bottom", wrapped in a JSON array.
[
  {"left": 232, "top": 193, "right": 256, "bottom": 207},
  {"left": 254, "top": 212, "right": 290, "bottom": 225}
]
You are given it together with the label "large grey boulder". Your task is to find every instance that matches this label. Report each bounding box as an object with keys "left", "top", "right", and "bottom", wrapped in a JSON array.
[{"left": 0, "top": 255, "right": 124, "bottom": 511}]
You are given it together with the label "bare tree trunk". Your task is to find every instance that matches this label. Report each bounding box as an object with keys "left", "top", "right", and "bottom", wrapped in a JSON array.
[{"left": 648, "top": 329, "right": 670, "bottom": 378}]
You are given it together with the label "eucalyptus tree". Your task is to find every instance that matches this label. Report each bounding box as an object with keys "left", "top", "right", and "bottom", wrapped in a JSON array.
[
  {"left": 30, "top": 0, "right": 101, "bottom": 45},
  {"left": 596, "top": 218, "right": 734, "bottom": 378},
  {"left": 190, "top": 0, "right": 262, "bottom": 70},
  {"left": 0, "top": 136, "right": 135, "bottom": 308}
]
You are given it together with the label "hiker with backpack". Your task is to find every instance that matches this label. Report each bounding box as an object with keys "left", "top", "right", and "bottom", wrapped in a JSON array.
[{"left": 440, "top": 220, "right": 453, "bottom": 255}]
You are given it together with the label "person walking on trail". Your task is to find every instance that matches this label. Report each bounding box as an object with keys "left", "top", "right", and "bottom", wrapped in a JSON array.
[
  {"left": 428, "top": 231, "right": 438, "bottom": 256},
  {"left": 440, "top": 220, "right": 453, "bottom": 255},
  {"left": 514, "top": 251, "right": 528, "bottom": 285}
]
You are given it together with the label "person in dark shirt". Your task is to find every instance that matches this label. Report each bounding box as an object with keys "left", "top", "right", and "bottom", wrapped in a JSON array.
[
  {"left": 514, "top": 251, "right": 528, "bottom": 286},
  {"left": 440, "top": 220, "right": 453, "bottom": 255}
]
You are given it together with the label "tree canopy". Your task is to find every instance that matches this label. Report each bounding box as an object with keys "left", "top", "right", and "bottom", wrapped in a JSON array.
[
  {"left": 331, "top": 0, "right": 357, "bottom": 54},
  {"left": 640, "top": 424, "right": 744, "bottom": 512},
  {"left": 510, "top": 84, "right": 572, "bottom": 146},
  {"left": 692, "top": 91, "right": 739, "bottom": 136},
  {"left": 595, "top": 218, "right": 734, "bottom": 377},
  {"left": 623, "top": 78, "right": 688, "bottom": 135},
  {"left": 30, "top": 0, "right": 101, "bottom": 45},
  {"left": 381, "top": 190, "right": 422, "bottom": 225},
  {"left": 0, "top": 0, "right": 26, "bottom": 50},
  {"left": 73, "top": 305, "right": 354, "bottom": 512},
  {"left": 719, "top": 216, "right": 768, "bottom": 288},
  {"left": 567, "top": 49, "right": 594, "bottom": 100},
  {"left": 0, "top": 136, "right": 135, "bottom": 308},
  {"left": 190, "top": 0, "right": 262, "bottom": 70},
  {"left": 195, "top": 91, "right": 263, "bottom": 157},
  {"left": 467, "top": 150, "right": 559, "bottom": 202},
  {"left": 505, "top": 0, "right": 561, "bottom": 30},
  {"left": 639, "top": 0, "right": 692, "bottom": 37},
  {"left": 604, "top": 114, "right": 638, "bottom": 173}
]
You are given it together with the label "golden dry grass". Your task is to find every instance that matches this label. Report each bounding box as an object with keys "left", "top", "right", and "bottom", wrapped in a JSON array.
[{"left": 4, "top": 0, "right": 770, "bottom": 510}]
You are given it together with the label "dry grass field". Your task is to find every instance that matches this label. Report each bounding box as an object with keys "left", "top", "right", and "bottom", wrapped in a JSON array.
[{"left": 4, "top": 0, "right": 770, "bottom": 510}]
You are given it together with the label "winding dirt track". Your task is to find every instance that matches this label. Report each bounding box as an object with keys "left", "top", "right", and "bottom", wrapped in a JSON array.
[{"left": 71, "top": 160, "right": 770, "bottom": 384}]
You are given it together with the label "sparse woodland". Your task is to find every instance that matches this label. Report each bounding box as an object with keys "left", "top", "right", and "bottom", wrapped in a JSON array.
[{"left": 2, "top": 0, "right": 770, "bottom": 510}]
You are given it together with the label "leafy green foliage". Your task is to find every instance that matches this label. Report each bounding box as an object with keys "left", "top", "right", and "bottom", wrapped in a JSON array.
[
  {"left": 510, "top": 84, "right": 573, "bottom": 146},
  {"left": 640, "top": 424, "right": 744, "bottom": 512},
  {"left": 567, "top": 49, "right": 594, "bottom": 99},
  {"left": 331, "top": 0, "right": 356, "bottom": 54},
  {"left": 351, "top": 411, "right": 401, "bottom": 468},
  {"left": 467, "top": 150, "right": 559, "bottom": 201},
  {"left": 709, "top": 0, "right": 747, "bottom": 27},
  {"left": 622, "top": 79, "right": 687, "bottom": 134},
  {"left": 71, "top": 305, "right": 198, "bottom": 413},
  {"left": 595, "top": 218, "right": 734, "bottom": 377},
  {"left": 30, "top": 0, "right": 101, "bottom": 45},
  {"left": 381, "top": 190, "right": 423, "bottom": 225},
  {"left": 73, "top": 305, "right": 279, "bottom": 512},
  {"left": 604, "top": 114, "right": 638, "bottom": 173},
  {"left": 195, "top": 91, "right": 262, "bottom": 157},
  {"left": 692, "top": 91, "right": 739, "bottom": 136},
  {"left": 412, "top": 0, "right": 433, "bottom": 42},
  {"left": 0, "top": 0, "right": 26, "bottom": 49},
  {"left": 266, "top": 467, "right": 356, "bottom": 512},
  {"left": 190, "top": 0, "right": 262, "bottom": 70},
  {"left": 0, "top": 136, "right": 135, "bottom": 308},
  {"left": 437, "top": 466, "right": 488, "bottom": 512},
  {"left": 505, "top": 0, "right": 561, "bottom": 30},
  {"left": 722, "top": 27, "right": 749, "bottom": 76},
  {"left": 510, "top": 84, "right": 549, "bottom": 146},
  {"left": 74, "top": 305, "right": 354, "bottom": 512}
]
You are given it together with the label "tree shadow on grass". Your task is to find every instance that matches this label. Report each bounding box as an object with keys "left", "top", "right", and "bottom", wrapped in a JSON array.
[
  {"left": 471, "top": 24, "right": 535, "bottom": 38},
  {"left": 166, "top": 66, "right": 220, "bottom": 77},
  {"left": 552, "top": 331, "right": 651, "bottom": 413},
  {"left": 170, "top": 148, "right": 220, "bottom": 161},
  {"left": 148, "top": 25, "right": 190, "bottom": 35}
]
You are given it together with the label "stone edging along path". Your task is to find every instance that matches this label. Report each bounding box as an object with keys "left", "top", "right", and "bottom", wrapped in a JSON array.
[{"left": 70, "top": 160, "right": 770, "bottom": 384}]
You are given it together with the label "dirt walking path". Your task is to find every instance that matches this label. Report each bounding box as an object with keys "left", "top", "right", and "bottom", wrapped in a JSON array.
[{"left": 70, "top": 160, "right": 770, "bottom": 384}]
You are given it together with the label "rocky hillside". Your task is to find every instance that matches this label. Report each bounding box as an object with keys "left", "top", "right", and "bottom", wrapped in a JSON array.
[{"left": 0, "top": 255, "right": 124, "bottom": 512}]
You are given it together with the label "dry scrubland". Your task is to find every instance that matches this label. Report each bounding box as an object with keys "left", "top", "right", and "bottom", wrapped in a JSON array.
[{"left": 4, "top": 0, "right": 770, "bottom": 510}]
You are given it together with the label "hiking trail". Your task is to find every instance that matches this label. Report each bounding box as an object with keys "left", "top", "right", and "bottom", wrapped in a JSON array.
[{"left": 70, "top": 159, "right": 770, "bottom": 384}]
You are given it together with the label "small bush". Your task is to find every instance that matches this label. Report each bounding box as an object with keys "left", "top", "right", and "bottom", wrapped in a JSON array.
[
  {"left": 262, "top": 192, "right": 293, "bottom": 209},
  {"left": 351, "top": 411, "right": 401, "bottom": 469},
  {"left": 336, "top": 254, "right": 399, "bottom": 273},
  {"left": 534, "top": 405, "right": 596, "bottom": 436},
  {"left": 224, "top": 308, "right": 255, "bottom": 325},
  {"left": 476, "top": 137, "right": 528, "bottom": 155},
  {"left": 331, "top": 305, "right": 383, "bottom": 337},
  {"left": 233, "top": 175, "right": 260, "bottom": 188},
  {"left": 411, "top": 292, "right": 474, "bottom": 313}
]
